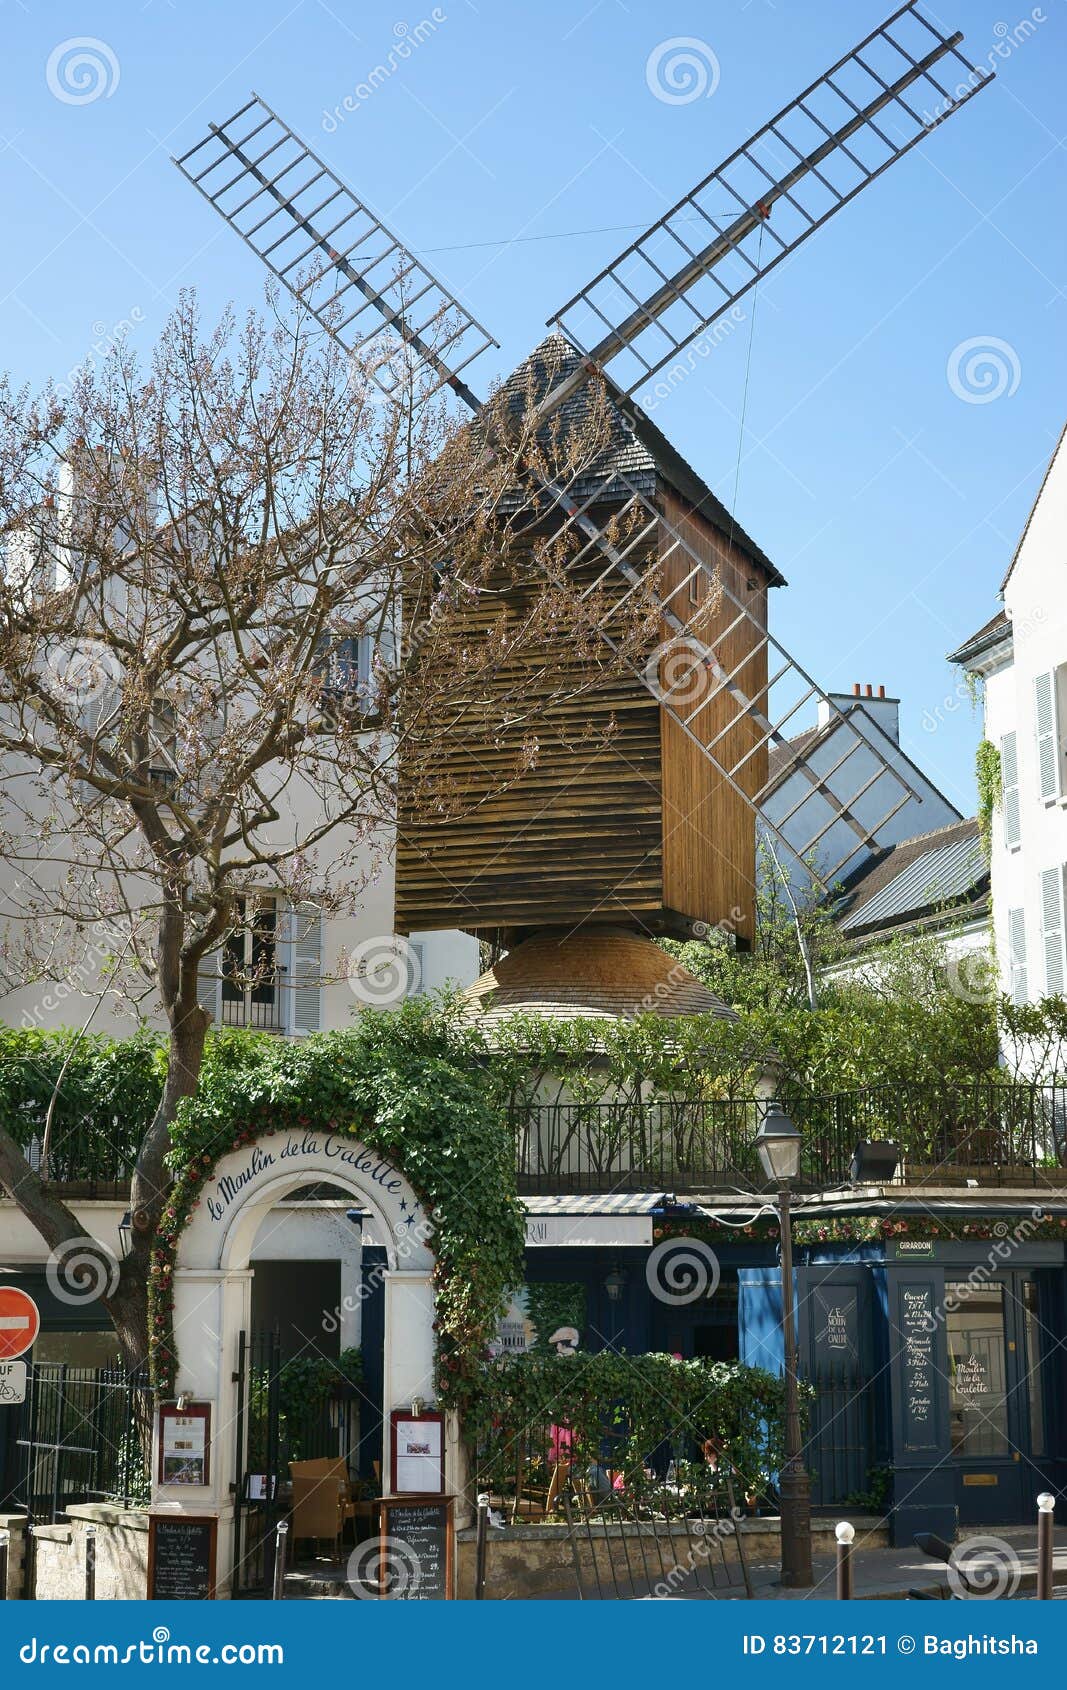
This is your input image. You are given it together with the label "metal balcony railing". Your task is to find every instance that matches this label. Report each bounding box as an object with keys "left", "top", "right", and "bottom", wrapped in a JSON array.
[
  {"left": 511, "top": 1084, "right": 1067, "bottom": 1195},
  {"left": 11, "top": 1083, "right": 1067, "bottom": 1201}
]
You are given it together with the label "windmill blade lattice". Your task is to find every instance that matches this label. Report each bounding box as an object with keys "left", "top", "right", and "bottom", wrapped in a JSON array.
[
  {"left": 543, "top": 464, "right": 921, "bottom": 884},
  {"left": 548, "top": 2, "right": 993, "bottom": 397},
  {"left": 173, "top": 3, "right": 988, "bottom": 891},
  {"left": 173, "top": 93, "right": 498, "bottom": 409}
]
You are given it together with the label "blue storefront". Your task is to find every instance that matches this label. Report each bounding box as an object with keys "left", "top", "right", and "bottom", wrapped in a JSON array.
[{"left": 520, "top": 1197, "right": 1067, "bottom": 1541}]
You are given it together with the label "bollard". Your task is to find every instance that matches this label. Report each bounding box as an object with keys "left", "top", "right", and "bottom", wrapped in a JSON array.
[
  {"left": 835, "top": 1521, "right": 855, "bottom": 1600},
  {"left": 84, "top": 1525, "right": 97, "bottom": 1601},
  {"left": 474, "top": 1496, "right": 489, "bottom": 1601},
  {"left": 0, "top": 1529, "right": 8, "bottom": 1602},
  {"left": 271, "top": 1520, "right": 289, "bottom": 1601},
  {"left": 1037, "top": 1493, "right": 1055, "bottom": 1601}
]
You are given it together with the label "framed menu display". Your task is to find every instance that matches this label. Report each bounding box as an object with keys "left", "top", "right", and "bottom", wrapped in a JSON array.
[
  {"left": 377, "top": 1495, "right": 454, "bottom": 1599},
  {"left": 157, "top": 1402, "right": 211, "bottom": 1487},
  {"left": 390, "top": 1409, "right": 445, "bottom": 1494}
]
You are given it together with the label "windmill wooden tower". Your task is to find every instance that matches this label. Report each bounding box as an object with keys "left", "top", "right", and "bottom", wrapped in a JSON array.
[{"left": 175, "top": 4, "right": 992, "bottom": 964}]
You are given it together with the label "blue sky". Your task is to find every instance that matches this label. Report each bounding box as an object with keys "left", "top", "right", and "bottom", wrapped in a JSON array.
[{"left": 1, "top": 0, "right": 1064, "bottom": 818}]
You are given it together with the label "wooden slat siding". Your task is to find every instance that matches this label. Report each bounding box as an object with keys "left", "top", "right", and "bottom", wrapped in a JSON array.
[
  {"left": 395, "top": 529, "right": 666, "bottom": 938},
  {"left": 657, "top": 489, "right": 770, "bottom": 949},
  {"left": 395, "top": 487, "right": 773, "bottom": 942}
]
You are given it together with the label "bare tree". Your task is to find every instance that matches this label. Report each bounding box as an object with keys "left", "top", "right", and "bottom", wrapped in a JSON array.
[{"left": 0, "top": 291, "right": 647, "bottom": 1368}]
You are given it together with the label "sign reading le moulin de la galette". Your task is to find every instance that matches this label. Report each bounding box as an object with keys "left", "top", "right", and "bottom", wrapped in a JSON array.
[{"left": 205, "top": 1132, "right": 407, "bottom": 1225}]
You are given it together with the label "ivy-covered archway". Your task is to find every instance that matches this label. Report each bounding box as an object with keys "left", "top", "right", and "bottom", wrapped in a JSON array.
[{"left": 149, "top": 1001, "right": 525, "bottom": 1417}]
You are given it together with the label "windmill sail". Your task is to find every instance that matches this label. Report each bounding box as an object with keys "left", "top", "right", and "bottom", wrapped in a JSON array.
[
  {"left": 548, "top": 2, "right": 993, "bottom": 397},
  {"left": 173, "top": 93, "right": 498, "bottom": 409},
  {"left": 173, "top": 3, "right": 988, "bottom": 894}
]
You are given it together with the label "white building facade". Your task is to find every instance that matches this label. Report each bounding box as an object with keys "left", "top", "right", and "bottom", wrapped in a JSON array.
[{"left": 951, "top": 423, "right": 1067, "bottom": 1011}]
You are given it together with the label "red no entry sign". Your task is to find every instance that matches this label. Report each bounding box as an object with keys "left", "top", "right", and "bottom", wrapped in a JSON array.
[{"left": 0, "top": 1286, "right": 40, "bottom": 1359}]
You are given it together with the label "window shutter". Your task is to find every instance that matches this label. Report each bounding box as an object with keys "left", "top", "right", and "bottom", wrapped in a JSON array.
[
  {"left": 1040, "top": 867, "right": 1066, "bottom": 996},
  {"left": 1008, "top": 907, "right": 1028, "bottom": 1006},
  {"left": 196, "top": 951, "right": 221, "bottom": 1022},
  {"left": 287, "top": 903, "right": 322, "bottom": 1034},
  {"left": 1000, "top": 732, "right": 1021, "bottom": 849},
  {"left": 1035, "top": 672, "right": 1060, "bottom": 801}
]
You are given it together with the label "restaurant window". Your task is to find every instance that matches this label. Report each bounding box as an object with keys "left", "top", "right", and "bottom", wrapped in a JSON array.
[{"left": 945, "top": 1282, "right": 1009, "bottom": 1458}]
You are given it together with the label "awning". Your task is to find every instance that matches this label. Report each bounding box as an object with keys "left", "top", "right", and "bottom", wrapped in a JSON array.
[{"left": 522, "top": 1193, "right": 668, "bottom": 1249}]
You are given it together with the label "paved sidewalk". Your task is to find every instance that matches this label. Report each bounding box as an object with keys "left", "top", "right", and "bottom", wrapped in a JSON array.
[{"left": 742, "top": 1525, "right": 1067, "bottom": 1601}]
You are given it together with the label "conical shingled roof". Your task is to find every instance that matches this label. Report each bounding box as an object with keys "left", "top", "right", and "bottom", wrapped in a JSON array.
[{"left": 462, "top": 926, "right": 738, "bottom": 1032}]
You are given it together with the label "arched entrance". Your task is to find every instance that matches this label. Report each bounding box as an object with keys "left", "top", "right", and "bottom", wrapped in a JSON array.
[{"left": 157, "top": 1128, "right": 442, "bottom": 1596}]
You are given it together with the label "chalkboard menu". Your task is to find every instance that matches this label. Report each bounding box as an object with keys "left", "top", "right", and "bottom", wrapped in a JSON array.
[
  {"left": 378, "top": 1495, "right": 454, "bottom": 1599},
  {"left": 148, "top": 1515, "right": 217, "bottom": 1600},
  {"left": 899, "top": 1283, "right": 938, "bottom": 1452}
]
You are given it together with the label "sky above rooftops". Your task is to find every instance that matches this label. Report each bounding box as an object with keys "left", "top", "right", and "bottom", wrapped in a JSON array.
[{"left": 1, "top": 0, "right": 1064, "bottom": 817}]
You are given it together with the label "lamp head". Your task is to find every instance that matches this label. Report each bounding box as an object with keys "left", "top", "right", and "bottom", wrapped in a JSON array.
[{"left": 755, "top": 1102, "right": 802, "bottom": 1186}]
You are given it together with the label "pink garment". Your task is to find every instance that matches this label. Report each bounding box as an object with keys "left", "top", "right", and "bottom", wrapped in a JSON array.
[{"left": 548, "top": 1424, "right": 573, "bottom": 1462}]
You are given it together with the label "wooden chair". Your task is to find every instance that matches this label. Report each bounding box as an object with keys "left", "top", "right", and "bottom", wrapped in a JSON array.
[{"left": 289, "top": 1457, "right": 355, "bottom": 1558}]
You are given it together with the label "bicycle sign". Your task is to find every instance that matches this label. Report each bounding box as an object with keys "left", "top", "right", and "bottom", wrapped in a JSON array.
[{"left": 0, "top": 1360, "right": 27, "bottom": 1404}]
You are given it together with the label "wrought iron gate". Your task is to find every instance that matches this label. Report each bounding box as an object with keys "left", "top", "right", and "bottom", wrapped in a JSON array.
[{"left": 230, "top": 1330, "right": 363, "bottom": 1597}]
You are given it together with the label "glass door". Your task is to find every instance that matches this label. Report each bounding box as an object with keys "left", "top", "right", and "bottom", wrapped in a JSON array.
[
  {"left": 945, "top": 1272, "right": 1054, "bottom": 1524},
  {"left": 945, "top": 1280, "right": 1022, "bottom": 1523}
]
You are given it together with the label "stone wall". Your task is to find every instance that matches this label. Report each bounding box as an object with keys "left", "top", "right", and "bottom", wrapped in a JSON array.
[
  {"left": 455, "top": 1515, "right": 889, "bottom": 1600},
  {"left": 28, "top": 1505, "right": 149, "bottom": 1601},
  {"left": 0, "top": 1514, "right": 27, "bottom": 1599}
]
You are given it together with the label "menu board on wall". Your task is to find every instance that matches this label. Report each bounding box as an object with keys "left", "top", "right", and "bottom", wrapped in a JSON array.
[
  {"left": 378, "top": 1496, "right": 453, "bottom": 1599},
  {"left": 899, "top": 1283, "right": 938, "bottom": 1452},
  {"left": 147, "top": 1515, "right": 217, "bottom": 1600}
]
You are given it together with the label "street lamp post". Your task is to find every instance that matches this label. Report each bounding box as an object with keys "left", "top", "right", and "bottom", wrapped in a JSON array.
[{"left": 756, "top": 1102, "right": 813, "bottom": 1590}]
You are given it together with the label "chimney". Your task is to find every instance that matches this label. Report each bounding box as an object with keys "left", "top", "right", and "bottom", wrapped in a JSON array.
[{"left": 818, "top": 684, "right": 900, "bottom": 744}]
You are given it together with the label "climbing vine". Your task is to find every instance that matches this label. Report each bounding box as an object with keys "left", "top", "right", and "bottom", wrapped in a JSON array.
[
  {"left": 975, "top": 737, "right": 1002, "bottom": 856},
  {"left": 147, "top": 1000, "right": 525, "bottom": 1416}
]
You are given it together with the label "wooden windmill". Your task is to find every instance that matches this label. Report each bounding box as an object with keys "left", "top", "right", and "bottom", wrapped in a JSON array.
[{"left": 174, "top": 4, "right": 993, "bottom": 954}]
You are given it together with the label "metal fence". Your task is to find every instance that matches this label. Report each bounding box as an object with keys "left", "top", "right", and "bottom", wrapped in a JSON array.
[
  {"left": 513, "top": 1083, "right": 1067, "bottom": 1195},
  {"left": 21, "top": 1081, "right": 1067, "bottom": 1199},
  {"left": 6, "top": 1362, "right": 151, "bottom": 1524}
]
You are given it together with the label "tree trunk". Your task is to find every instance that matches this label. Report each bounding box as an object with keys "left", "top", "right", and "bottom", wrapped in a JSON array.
[{"left": 0, "top": 995, "right": 210, "bottom": 1381}]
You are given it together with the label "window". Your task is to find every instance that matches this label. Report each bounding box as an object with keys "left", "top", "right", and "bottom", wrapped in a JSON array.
[
  {"left": 1000, "top": 731, "right": 1021, "bottom": 849},
  {"left": 1008, "top": 906, "right": 1028, "bottom": 1005},
  {"left": 1039, "top": 866, "right": 1067, "bottom": 996},
  {"left": 197, "top": 900, "right": 322, "bottom": 1034},
  {"left": 946, "top": 1282, "right": 1009, "bottom": 1458},
  {"left": 318, "top": 634, "right": 376, "bottom": 717},
  {"left": 1034, "top": 668, "right": 1067, "bottom": 802},
  {"left": 221, "top": 897, "right": 281, "bottom": 1030}
]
